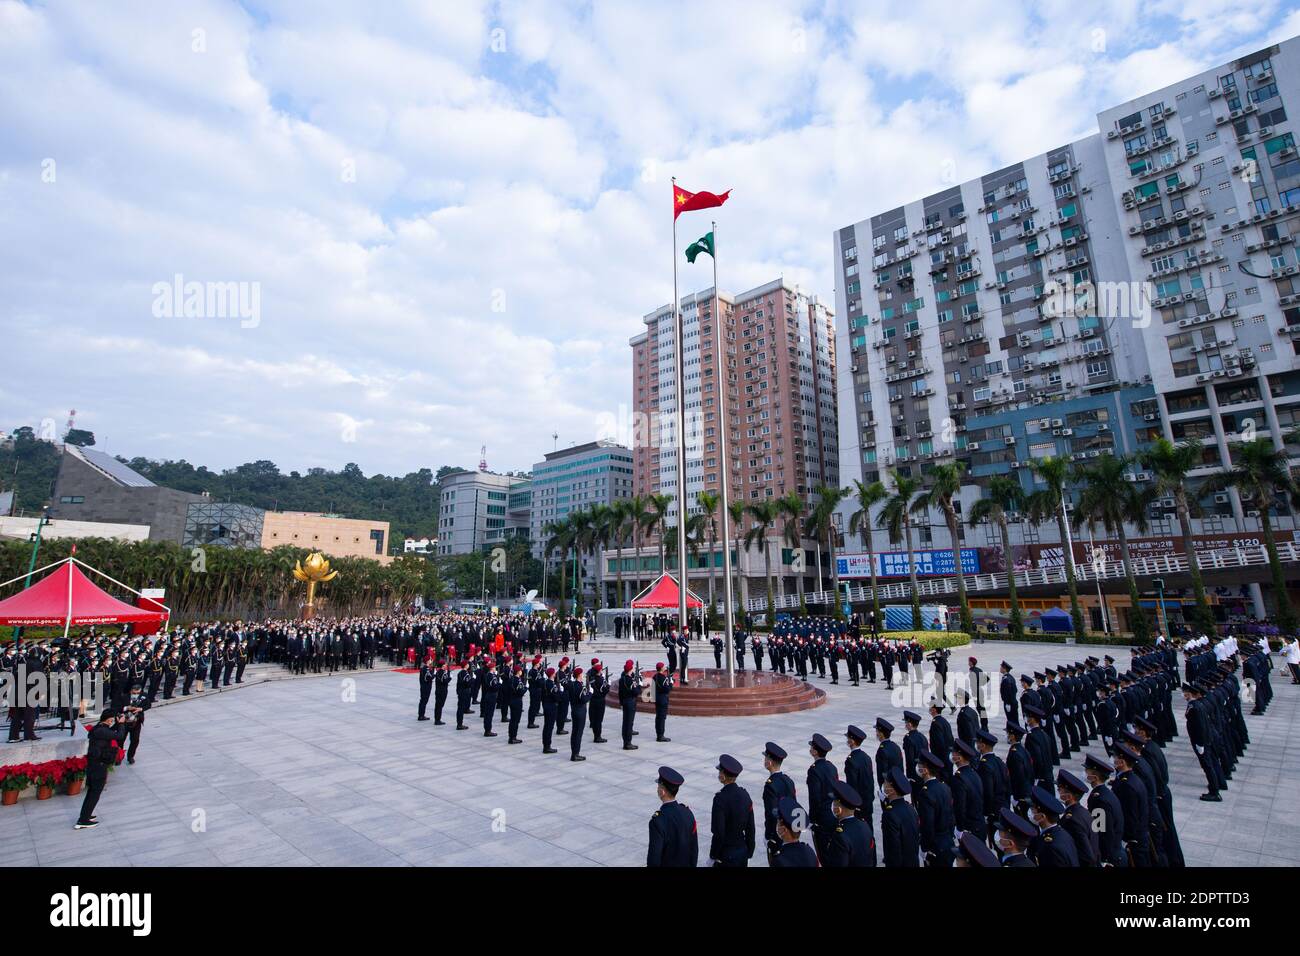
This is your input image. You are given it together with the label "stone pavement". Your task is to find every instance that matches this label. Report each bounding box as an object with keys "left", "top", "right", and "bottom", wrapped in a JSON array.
[{"left": 1, "top": 641, "right": 1295, "bottom": 867}]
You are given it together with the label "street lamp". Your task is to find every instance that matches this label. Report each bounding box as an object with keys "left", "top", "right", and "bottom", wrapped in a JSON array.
[{"left": 1152, "top": 577, "right": 1168, "bottom": 639}]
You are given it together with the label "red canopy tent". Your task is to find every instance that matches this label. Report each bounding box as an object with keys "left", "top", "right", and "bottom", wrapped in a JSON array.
[
  {"left": 0, "top": 558, "right": 169, "bottom": 633},
  {"left": 630, "top": 573, "right": 703, "bottom": 610}
]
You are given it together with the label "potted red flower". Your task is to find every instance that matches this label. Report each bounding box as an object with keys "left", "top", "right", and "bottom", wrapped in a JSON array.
[
  {"left": 33, "top": 761, "right": 63, "bottom": 800},
  {"left": 0, "top": 764, "right": 33, "bottom": 805},
  {"left": 64, "top": 756, "right": 87, "bottom": 796}
]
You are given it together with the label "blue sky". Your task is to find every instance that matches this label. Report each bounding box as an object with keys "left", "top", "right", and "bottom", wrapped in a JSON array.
[{"left": 2, "top": 0, "right": 1298, "bottom": 479}]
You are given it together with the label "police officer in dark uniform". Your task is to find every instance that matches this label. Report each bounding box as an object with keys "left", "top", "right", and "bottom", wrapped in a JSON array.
[
  {"left": 1028, "top": 785, "right": 1080, "bottom": 867},
  {"left": 950, "top": 740, "right": 986, "bottom": 839},
  {"left": 653, "top": 661, "right": 673, "bottom": 742},
  {"left": 507, "top": 663, "right": 527, "bottom": 743},
  {"left": 995, "top": 808, "right": 1038, "bottom": 866},
  {"left": 956, "top": 830, "right": 1001, "bottom": 868},
  {"left": 760, "top": 742, "right": 795, "bottom": 865},
  {"left": 567, "top": 666, "right": 591, "bottom": 760},
  {"left": 647, "top": 766, "right": 698, "bottom": 867},
  {"left": 454, "top": 660, "right": 475, "bottom": 730},
  {"left": 1056, "top": 769, "right": 1097, "bottom": 867},
  {"left": 1083, "top": 752, "right": 1127, "bottom": 867},
  {"left": 822, "top": 780, "right": 875, "bottom": 867},
  {"left": 433, "top": 659, "right": 451, "bottom": 725},
  {"left": 914, "top": 749, "right": 955, "bottom": 866},
  {"left": 874, "top": 717, "right": 902, "bottom": 787},
  {"left": 708, "top": 754, "right": 755, "bottom": 866},
  {"left": 618, "top": 660, "right": 642, "bottom": 750},
  {"left": 843, "top": 725, "right": 874, "bottom": 831},
  {"left": 417, "top": 657, "right": 435, "bottom": 720},
  {"left": 541, "top": 666, "right": 562, "bottom": 754},
  {"left": 588, "top": 661, "right": 609, "bottom": 743},
  {"left": 880, "top": 767, "right": 920, "bottom": 867},
  {"left": 770, "top": 797, "right": 818, "bottom": 867},
  {"left": 480, "top": 661, "right": 501, "bottom": 737},
  {"left": 805, "top": 733, "right": 839, "bottom": 862}
]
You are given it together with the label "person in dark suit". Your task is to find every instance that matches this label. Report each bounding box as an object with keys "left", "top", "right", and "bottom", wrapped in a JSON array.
[
  {"left": 995, "top": 809, "right": 1038, "bottom": 867},
  {"left": 806, "top": 733, "right": 839, "bottom": 862},
  {"left": 880, "top": 767, "right": 920, "bottom": 867},
  {"left": 843, "top": 725, "right": 875, "bottom": 830},
  {"left": 647, "top": 766, "right": 698, "bottom": 867},
  {"left": 1056, "top": 769, "right": 1098, "bottom": 867},
  {"left": 770, "top": 797, "right": 818, "bottom": 867},
  {"left": 760, "top": 742, "right": 796, "bottom": 865},
  {"left": 822, "top": 780, "right": 875, "bottom": 867},
  {"left": 1084, "top": 753, "right": 1127, "bottom": 867},
  {"left": 708, "top": 754, "right": 755, "bottom": 866},
  {"left": 874, "top": 717, "right": 903, "bottom": 787}
]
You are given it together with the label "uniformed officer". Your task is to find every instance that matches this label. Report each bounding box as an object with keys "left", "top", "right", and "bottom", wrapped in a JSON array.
[
  {"left": 770, "top": 797, "right": 818, "bottom": 867},
  {"left": 950, "top": 740, "right": 986, "bottom": 839},
  {"left": 540, "top": 667, "right": 560, "bottom": 754},
  {"left": 880, "top": 766, "right": 920, "bottom": 867},
  {"left": 417, "top": 658, "right": 435, "bottom": 721},
  {"left": 976, "top": 728, "right": 1010, "bottom": 846},
  {"left": 822, "top": 779, "right": 875, "bottom": 867},
  {"left": 874, "top": 717, "right": 903, "bottom": 787},
  {"left": 480, "top": 660, "right": 501, "bottom": 737},
  {"left": 587, "top": 660, "right": 610, "bottom": 743},
  {"left": 995, "top": 808, "right": 1038, "bottom": 867},
  {"left": 454, "top": 662, "right": 475, "bottom": 730},
  {"left": 507, "top": 663, "right": 526, "bottom": 743},
  {"left": 647, "top": 766, "right": 698, "bottom": 867},
  {"left": 568, "top": 666, "right": 591, "bottom": 761},
  {"left": 1056, "top": 769, "right": 1097, "bottom": 867},
  {"left": 709, "top": 754, "right": 756, "bottom": 867},
  {"left": 843, "top": 725, "right": 874, "bottom": 830},
  {"left": 914, "top": 749, "right": 955, "bottom": 867},
  {"left": 619, "top": 660, "right": 641, "bottom": 750},
  {"left": 806, "top": 733, "right": 839, "bottom": 861},
  {"left": 1083, "top": 752, "right": 1127, "bottom": 867},
  {"left": 653, "top": 662, "right": 673, "bottom": 742},
  {"left": 1028, "top": 785, "right": 1080, "bottom": 867},
  {"left": 760, "top": 742, "right": 796, "bottom": 865},
  {"left": 433, "top": 659, "right": 451, "bottom": 725},
  {"left": 955, "top": 830, "right": 1000, "bottom": 868}
]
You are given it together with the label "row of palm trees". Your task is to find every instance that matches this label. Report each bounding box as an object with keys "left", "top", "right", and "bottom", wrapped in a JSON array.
[
  {"left": 847, "top": 435, "right": 1300, "bottom": 640},
  {"left": 541, "top": 434, "right": 1299, "bottom": 637}
]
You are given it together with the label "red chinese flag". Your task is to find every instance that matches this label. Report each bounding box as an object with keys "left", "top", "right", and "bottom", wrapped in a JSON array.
[{"left": 673, "top": 184, "right": 730, "bottom": 220}]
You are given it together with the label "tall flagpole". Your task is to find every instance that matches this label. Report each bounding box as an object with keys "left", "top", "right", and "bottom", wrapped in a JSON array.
[
  {"left": 671, "top": 178, "right": 689, "bottom": 677},
  {"left": 713, "top": 221, "right": 736, "bottom": 688}
]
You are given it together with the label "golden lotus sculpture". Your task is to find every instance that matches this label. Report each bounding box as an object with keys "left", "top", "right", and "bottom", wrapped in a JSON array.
[{"left": 293, "top": 552, "right": 338, "bottom": 613}]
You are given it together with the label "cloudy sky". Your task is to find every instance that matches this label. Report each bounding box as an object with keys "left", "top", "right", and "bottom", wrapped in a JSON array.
[{"left": 2, "top": 1, "right": 1298, "bottom": 478}]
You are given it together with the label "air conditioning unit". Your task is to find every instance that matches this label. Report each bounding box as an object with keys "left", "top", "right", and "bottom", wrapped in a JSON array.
[
  {"left": 1246, "top": 510, "right": 1261, "bottom": 518},
  {"left": 1098, "top": 423, "right": 1110, "bottom": 431},
  {"left": 1051, "top": 418, "right": 1064, "bottom": 427},
  {"left": 1031, "top": 396, "right": 1044, "bottom": 405},
  {"left": 1061, "top": 428, "right": 1074, "bottom": 436},
  {"left": 1136, "top": 472, "right": 1152, "bottom": 482},
  {"left": 1088, "top": 450, "right": 1101, "bottom": 458},
  {"left": 1143, "top": 413, "right": 1157, "bottom": 421},
  {"left": 1214, "top": 493, "right": 1229, "bottom": 504}
]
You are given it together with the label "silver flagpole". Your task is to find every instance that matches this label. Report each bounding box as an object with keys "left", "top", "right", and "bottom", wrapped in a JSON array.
[
  {"left": 672, "top": 178, "right": 689, "bottom": 681},
  {"left": 712, "top": 222, "right": 736, "bottom": 688}
]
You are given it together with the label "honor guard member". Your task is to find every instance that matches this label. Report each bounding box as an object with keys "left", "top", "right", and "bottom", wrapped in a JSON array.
[
  {"left": 956, "top": 691, "right": 979, "bottom": 748},
  {"left": 995, "top": 809, "right": 1038, "bottom": 867},
  {"left": 806, "top": 733, "right": 839, "bottom": 861},
  {"left": 1183, "top": 682, "right": 1225, "bottom": 801},
  {"left": 999, "top": 661, "right": 1019, "bottom": 725},
  {"left": 710, "top": 634, "right": 724, "bottom": 669},
  {"left": 1055, "top": 769, "right": 1097, "bottom": 867},
  {"left": 709, "top": 754, "right": 756, "bottom": 867},
  {"left": 454, "top": 662, "right": 475, "bottom": 730},
  {"left": 433, "top": 659, "right": 451, "bottom": 725},
  {"left": 874, "top": 717, "right": 903, "bottom": 787},
  {"left": 663, "top": 632, "right": 678, "bottom": 675},
  {"left": 653, "top": 662, "right": 673, "bottom": 742},
  {"left": 822, "top": 780, "right": 875, "bottom": 867},
  {"left": 527, "top": 655, "right": 545, "bottom": 729},
  {"left": 1028, "top": 785, "right": 1080, "bottom": 867},
  {"left": 843, "top": 725, "right": 875, "bottom": 830},
  {"left": 956, "top": 830, "right": 1001, "bottom": 868},
  {"left": 1111, "top": 743, "right": 1151, "bottom": 867},
  {"left": 588, "top": 661, "right": 610, "bottom": 743},
  {"left": 950, "top": 740, "right": 986, "bottom": 839},
  {"left": 761, "top": 742, "right": 796, "bottom": 865},
  {"left": 568, "top": 667, "right": 591, "bottom": 761},
  {"left": 752, "top": 634, "right": 764, "bottom": 672},
  {"left": 507, "top": 663, "right": 527, "bottom": 743},
  {"left": 914, "top": 749, "right": 955, "bottom": 867},
  {"left": 676, "top": 632, "right": 690, "bottom": 685},
  {"left": 162, "top": 650, "right": 180, "bottom": 701},
  {"left": 927, "top": 700, "right": 955, "bottom": 781},
  {"left": 540, "top": 667, "right": 561, "bottom": 754},
  {"left": 1024, "top": 704, "right": 1054, "bottom": 789},
  {"left": 1005, "top": 721, "right": 1033, "bottom": 816},
  {"left": 554, "top": 657, "right": 570, "bottom": 735},
  {"left": 647, "top": 767, "right": 698, "bottom": 867},
  {"left": 480, "top": 661, "right": 501, "bottom": 737},
  {"left": 880, "top": 766, "right": 920, "bottom": 867},
  {"left": 1083, "top": 753, "right": 1127, "bottom": 867},
  {"left": 770, "top": 797, "right": 818, "bottom": 867},
  {"left": 902, "top": 711, "right": 926, "bottom": 784},
  {"left": 618, "top": 660, "right": 641, "bottom": 750},
  {"left": 417, "top": 658, "right": 435, "bottom": 721},
  {"left": 976, "top": 728, "right": 1010, "bottom": 846}
]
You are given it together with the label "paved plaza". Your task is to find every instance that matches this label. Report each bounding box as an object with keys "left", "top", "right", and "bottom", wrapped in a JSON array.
[{"left": 2, "top": 640, "right": 1296, "bottom": 867}]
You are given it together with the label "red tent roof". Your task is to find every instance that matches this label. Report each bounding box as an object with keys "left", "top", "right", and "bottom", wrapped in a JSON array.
[
  {"left": 0, "top": 561, "right": 168, "bottom": 628},
  {"left": 630, "top": 573, "right": 703, "bottom": 609}
]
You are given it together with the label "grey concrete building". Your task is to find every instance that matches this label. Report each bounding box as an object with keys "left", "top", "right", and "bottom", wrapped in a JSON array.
[{"left": 47, "top": 445, "right": 203, "bottom": 543}]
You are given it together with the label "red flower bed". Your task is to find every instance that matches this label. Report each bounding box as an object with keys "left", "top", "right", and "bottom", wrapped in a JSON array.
[{"left": 0, "top": 754, "right": 93, "bottom": 793}]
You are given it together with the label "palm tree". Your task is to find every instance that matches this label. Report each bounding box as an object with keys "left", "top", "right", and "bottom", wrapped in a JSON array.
[
  {"left": 567, "top": 509, "right": 593, "bottom": 612},
  {"left": 805, "top": 484, "right": 851, "bottom": 614},
  {"left": 728, "top": 499, "right": 747, "bottom": 620},
  {"left": 745, "top": 500, "right": 780, "bottom": 622},
  {"left": 1139, "top": 438, "right": 1216, "bottom": 633},
  {"left": 648, "top": 492, "right": 673, "bottom": 574},
  {"left": 1027, "top": 456, "right": 1086, "bottom": 640},
  {"left": 1200, "top": 437, "right": 1300, "bottom": 633},
  {"left": 915, "top": 462, "right": 974, "bottom": 635},
  {"left": 848, "top": 479, "right": 888, "bottom": 627},
  {"left": 606, "top": 499, "right": 630, "bottom": 610},
  {"left": 695, "top": 491, "right": 720, "bottom": 618},
  {"left": 1074, "top": 454, "right": 1153, "bottom": 641},
  {"left": 877, "top": 470, "right": 924, "bottom": 629},
  {"left": 584, "top": 503, "right": 613, "bottom": 608},
  {"left": 625, "top": 495, "right": 653, "bottom": 600},
  {"left": 776, "top": 491, "right": 807, "bottom": 611},
  {"left": 968, "top": 475, "right": 1027, "bottom": 639},
  {"left": 543, "top": 517, "right": 576, "bottom": 617}
]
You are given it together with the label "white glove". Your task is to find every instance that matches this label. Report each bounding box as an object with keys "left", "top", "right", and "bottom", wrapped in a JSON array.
[{"left": 1194, "top": 745, "right": 1205, "bottom": 756}]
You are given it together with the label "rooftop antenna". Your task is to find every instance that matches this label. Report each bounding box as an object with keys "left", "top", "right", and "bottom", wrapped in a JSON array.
[
  {"left": 64, "top": 409, "right": 76, "bottom": 439},
  {"left": 479, "top": 445, "right": 488, "bottom": 471},
  {"left": 552, "top": 431, "right": 558, "bottom": 451}
]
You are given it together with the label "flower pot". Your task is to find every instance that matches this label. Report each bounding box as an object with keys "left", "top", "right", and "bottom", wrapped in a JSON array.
[
  {"left": 37, "top": 785, "right": 53, "bottom": 801},
  {"left": 1, "top": 790, "right": 18, "bottom": 806},
  {"left": 67, "top": 779, "right": 83, "bottom": 796}
]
